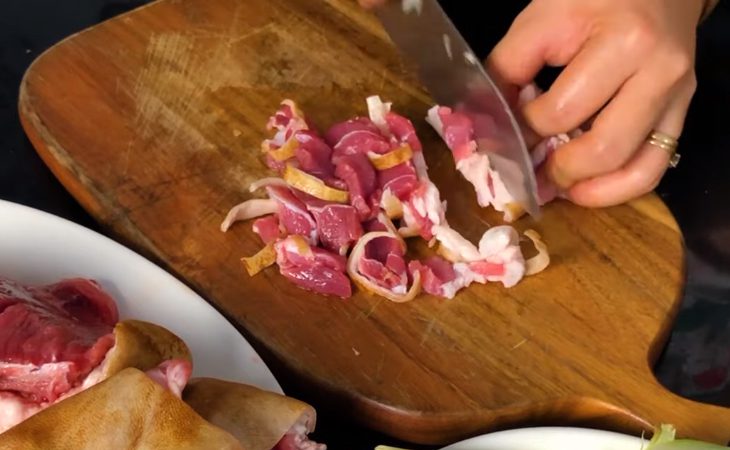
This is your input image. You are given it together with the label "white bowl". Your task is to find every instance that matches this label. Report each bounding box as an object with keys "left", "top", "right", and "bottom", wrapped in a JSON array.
[{"left": 442, "top": 427, "right": 644, "bottom": 450}]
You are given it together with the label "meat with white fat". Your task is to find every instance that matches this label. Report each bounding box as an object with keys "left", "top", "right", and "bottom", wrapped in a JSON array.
[{"left": 426, "top": 84, "right": 581, "bottom": 222}]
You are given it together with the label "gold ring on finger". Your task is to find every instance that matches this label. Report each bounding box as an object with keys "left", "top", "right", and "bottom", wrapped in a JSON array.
[{"left": 647, "top": 130, "right": 681, "bottom": 168}]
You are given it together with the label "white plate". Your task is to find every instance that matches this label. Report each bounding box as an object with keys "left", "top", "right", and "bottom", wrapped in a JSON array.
[
  {"left": 0, "top": 199, "right": 282, "bottom": 394},
  {"left": 441, "top": 427, "right": 644, "bottom": 450}
]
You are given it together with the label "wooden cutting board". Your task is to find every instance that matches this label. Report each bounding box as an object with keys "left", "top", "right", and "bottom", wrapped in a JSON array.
[{"left": 18, "top": 0, "right": 730, "bottom": 445}]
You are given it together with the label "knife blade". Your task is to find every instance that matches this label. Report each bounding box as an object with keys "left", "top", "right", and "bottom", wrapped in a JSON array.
[{"left": 372, "top": 0, "right": 541, "bottom": 219}]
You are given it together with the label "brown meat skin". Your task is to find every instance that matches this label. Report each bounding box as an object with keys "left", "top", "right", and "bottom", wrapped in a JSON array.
[
  {"left": 0, "top": 368, "right": 244, "bottom": 450},
  {"left": 184, "top": 377, "right": 317, "bottom": 450}
]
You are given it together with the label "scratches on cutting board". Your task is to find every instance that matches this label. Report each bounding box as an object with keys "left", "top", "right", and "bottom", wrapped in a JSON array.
[
  {"left": 133, "top": 32, "right": 209, "bottom": 148},
  {"left": 359, "top": 298, "right": 384, "bottom": 320},
  {"left": 120, "top": 141, "right": 133, "bottom": 176},
  {"left": 131, "top": 13, "right": 334, "bottom": 154},
  {"left": 374, "top": 351, "right": 386, "bottom": 382},
  {"left": 132, "top": 22, "right": 259, "bottom": 146},
  {"left": 420, "top": 318, "right": 436, "bottom": 346}
]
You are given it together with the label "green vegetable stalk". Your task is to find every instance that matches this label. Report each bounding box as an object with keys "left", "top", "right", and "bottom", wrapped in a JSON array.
[{"left": 644, "top": 425, "right": 728, "bottom": 449}]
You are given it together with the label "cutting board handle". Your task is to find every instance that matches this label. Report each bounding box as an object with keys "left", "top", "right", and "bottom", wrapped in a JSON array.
[{"left": 624, "top": 371, "right": 730, "bottom": 444}]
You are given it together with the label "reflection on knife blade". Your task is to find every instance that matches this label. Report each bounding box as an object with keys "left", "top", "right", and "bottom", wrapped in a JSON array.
[{"left": 373, "top": 0, "right": 543, "bottom": 219}]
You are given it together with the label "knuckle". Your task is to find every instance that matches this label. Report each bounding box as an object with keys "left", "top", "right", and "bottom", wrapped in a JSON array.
[
  {"left": 525, "top": 96, "right": 578, "bottom": 136},
  {"left": 630, "top": 168, "right": 661, "bottom": 195},
  {"left": 663, "top": 49, "right": 694, "bottom": 81},
  {"left": 552, "top": 99, "right": 584, "bottom": 133},
  {"left": 583, "top": 131, "right": 623, "bottom": 172},
  {"left": 585, "top": 134, "right": 610, "bottom": 164},
  {"left": 541, "top": 105, "right": 575, "bottom": 135},
  {"left": 622, "top": 13, "right": 659, "bottom": 55}
]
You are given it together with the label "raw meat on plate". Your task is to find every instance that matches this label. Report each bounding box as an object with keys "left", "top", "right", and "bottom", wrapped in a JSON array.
[{"left": 0, "top": 277, "right": 191, "bottom": 434}]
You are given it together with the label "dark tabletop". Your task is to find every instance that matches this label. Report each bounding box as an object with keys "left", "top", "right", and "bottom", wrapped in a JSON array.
[{"left": 2, "top": 1, "right": 730, "bottom": 448}]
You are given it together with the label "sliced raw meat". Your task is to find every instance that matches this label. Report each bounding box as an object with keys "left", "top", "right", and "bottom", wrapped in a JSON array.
[
  {"left": 427, "top": 105, "right": 516, "bottom": 215},
  {"left": 362, "top": 213, "right": 397, "bottom": 233},
  {"left": 279, "top": 260, "right": 351, "bottom": 298},
  {"left": 274, "top": 236, "right": 351, "bottom": 298},
  {"left": 433, "top": 224, "right": 528, "bottom": 289},
  {"left": 267, "top": 100, "right": 307, "bottom": 133},
  {"left": 470, "top": 226, "right": 526, "bottom": 288},
  {"left": 358, "top": 236, "right": 408, "bottom": 293},
  {"left": 431, "top": 106, "right": 473, "bottom": 155},
  {"left": 333, "top": 130, "right": 391, "bottom": 160},
  {"left": 408, "top": 257, "right": 473, "bottom": 299},
  {"left": 426, "top": 84, "right": 580, "bottom": 222},
  {"left": 378, "top": 162, "right": 418, "bottom": 200},
  {"left": 346, "top": 231, "right": 422, "bottom": 303},
  {"left": 433, "top": 225, "right": 482, "bottom": 262},
  {"left": 223, "top": 96, "right": 551, "bottom": 304},
  {"left": 0, "top": 278, "right": 118, "bottom": 403},
  {"left": 294, "top": 130, "right": 335, "bottom": 179},
  {"left": 324, "top": 117, "right": 381, "bottom": 147},
  {"left": 266, "top": 186, "right": 318, "bottom": 245},
  {"left": 334, "top": 153, "right": 379, "bottom": 219},
  {"left": 385, "top": 112, "right": 422, "bottom": 152},
  {"left": 262, "top": 100, "right": 313, "bottom": 171},
  {"left": 253, "top": 215, "right": 283, "bottom": 245},
  {"left": 401, "top": 180, "right": 447, "bottom": 241},
  {"left": 363, "top": 219, "right": 387, "bottom": 233},
  {"left": 310, "top": 204, "right": 363, "bottom": 254}
]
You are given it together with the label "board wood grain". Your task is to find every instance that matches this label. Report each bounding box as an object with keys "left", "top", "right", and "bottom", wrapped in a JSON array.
[{"left": 18, "top": 0, "right": 730, "bottom": 445}]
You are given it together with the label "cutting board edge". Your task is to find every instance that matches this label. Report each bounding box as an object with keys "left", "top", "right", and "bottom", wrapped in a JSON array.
[{"left": 17, "top": 82, "right": 170, "bottom": 269}]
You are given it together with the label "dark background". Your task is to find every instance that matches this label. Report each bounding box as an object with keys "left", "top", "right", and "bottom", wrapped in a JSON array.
[{"left": 2, "top": 1, "right": 730, "bottom": 448}]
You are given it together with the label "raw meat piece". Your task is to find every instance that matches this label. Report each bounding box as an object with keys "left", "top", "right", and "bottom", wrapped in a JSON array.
[
  {"left": 0, "top": 278, "right": 118, "bottom": 403},
  {"left": 358, "top": 236, "right": 408, "bottom": 293},
  {"left": 293, "top": 130, "right": 335, "bottom": 179},
  {"left": 274, "top": 236, "right": 351, "bottom": 298},
  {"left": 267, "top": 186, "right": 318, "bottom": 245},
  {"left": 385, "top": 112, "right": 423, "bottom": 152},
  {"left": 310, "top": 204, "right": 363, "bottom": 255},
  {"left": 401, "top": 181, "right": 447, "bottom": 241},
  {"left": 334, "top": 153, "right": 379, "bottom": 219},
  {"left": 408, "top": 256, "right": 465, "bottom": 299},
  {"left": 144, "top": 359, "right": 192, "bottom": 399},
  {"left": 377, "top": 162, "right": 418, "bottom": 201},
  {"left": 426, "top": 84, "right": 580, "bottom": 222},
  {"left": 252, "top": 215, "right": 283, "bottom": 245},
  {"left": 471, "top": 226, "right": 526, "bottom": 288},
  {"left": 324, "top": 117, "right": 381, "bottom": 147}
]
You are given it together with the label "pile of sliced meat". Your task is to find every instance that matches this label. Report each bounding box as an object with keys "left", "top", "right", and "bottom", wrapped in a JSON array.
[{"left": 222, "top": 96, "right": 551, "bottom": 301}]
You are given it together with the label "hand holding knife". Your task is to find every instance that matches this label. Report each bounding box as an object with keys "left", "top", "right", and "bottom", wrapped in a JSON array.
[{"left": 362, "top": 0, "right": 706, "bottom": 210}]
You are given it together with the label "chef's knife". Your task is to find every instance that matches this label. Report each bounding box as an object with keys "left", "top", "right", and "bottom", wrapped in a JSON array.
[{"left": 372, "top": 0, "right": 541, "bottom": 219}]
